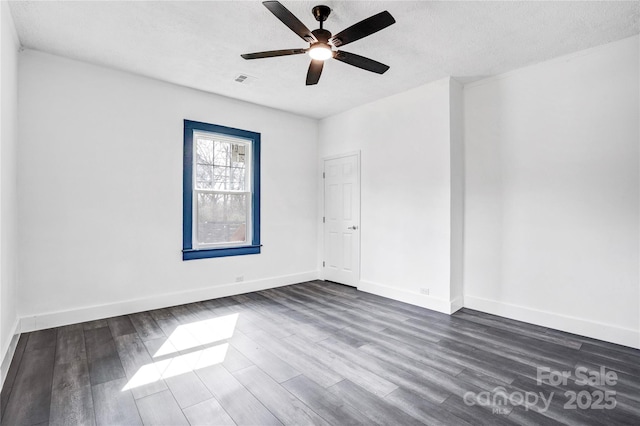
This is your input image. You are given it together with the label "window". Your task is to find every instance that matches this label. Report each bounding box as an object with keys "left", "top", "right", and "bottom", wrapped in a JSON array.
[{"left": 183, "top": 120, "right": 260, "bottom": 260}]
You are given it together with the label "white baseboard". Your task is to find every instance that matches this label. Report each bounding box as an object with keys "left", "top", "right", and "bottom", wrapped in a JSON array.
[
  {"left": 1, "top": 318, "right": 21, "bottom": 391},
  {"left": 450, "top": 296, "right": 464, "bottom": 313},
  {"left": 465, "top": 295, "right": 640, "bottom": 349},
  {"left": 19, "top": 270, "right": 319, "bottom": 333},
  {"left": 358, "top": 280, "right": 460, "bottom": 314}
]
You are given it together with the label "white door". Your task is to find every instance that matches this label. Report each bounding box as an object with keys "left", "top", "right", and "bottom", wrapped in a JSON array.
[{"left": 323, "top": 153, "right": 360, "bottom": 287}]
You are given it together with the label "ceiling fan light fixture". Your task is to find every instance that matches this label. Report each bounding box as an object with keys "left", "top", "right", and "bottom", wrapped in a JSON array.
[{"left": 308, "top": 43, "right": 333, "bottom": 61}]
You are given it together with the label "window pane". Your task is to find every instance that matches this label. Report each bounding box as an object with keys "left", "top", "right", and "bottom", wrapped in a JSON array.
[
  {"left": 197, "top": 193, "right": 248, "bottom": 244},
  {"left": 196, "top": 164, "right": 213, "bottom": 189},
  {"left": 196, "top": 138, "right": 247, "bottom": 190},
  {"left": 208, "top": 139, "right": 247, "bottom": 191},
  {"left": 196, "top": 138, "right": 214, "bottom": 165},
  {"left": 212, "top": 166, "right": 246, "bottom": 191},
  {"left": 212, "top": 141, "right": 226, "bottom": 166},
  {"left": 195, "top": 138, "right": 214, "bottom": 189}
]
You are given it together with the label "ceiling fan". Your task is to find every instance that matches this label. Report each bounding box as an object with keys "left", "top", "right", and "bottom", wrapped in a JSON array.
[{"left": 241, "top": 1, "right": 396, "bottom": 85}]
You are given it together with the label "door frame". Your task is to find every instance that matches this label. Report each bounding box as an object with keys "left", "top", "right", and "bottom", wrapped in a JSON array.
[{"left": 321, "top": 150, "right": 361, "bottom": 286}]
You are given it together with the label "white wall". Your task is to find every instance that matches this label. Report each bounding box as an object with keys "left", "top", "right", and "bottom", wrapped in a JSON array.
[
  {"left": 0, "top": 0, "right": 20, "bottom": 383},
  {"left": 464, "top": 35, "right": 640, "bottom": 348},
  {"left": 0, "top": 0, "right": 20, "bottom": 384},
  {"left": 449, "top": 79, "right": 464, "bottom": 310},
  {"left": 17, "top": 50, "right": 318, "bottom": 330},
  {"left": 318, "top": 77, "right": 461, "bottom": 313}
]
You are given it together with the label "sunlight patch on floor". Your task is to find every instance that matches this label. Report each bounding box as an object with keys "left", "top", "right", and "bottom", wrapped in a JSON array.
[
  {"left": 154, "top": 313, "right": 239, "bottom": 356},
  {"left": 122, "top": 313, "right": 238, "bottom": 391}
]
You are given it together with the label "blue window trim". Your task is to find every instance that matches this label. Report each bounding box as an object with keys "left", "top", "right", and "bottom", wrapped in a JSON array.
[{"left": 183, "top": 119, "right": 261, "bottom": 261}]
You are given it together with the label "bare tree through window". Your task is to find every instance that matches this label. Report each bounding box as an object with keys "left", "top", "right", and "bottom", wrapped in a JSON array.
[{"left": 194, "top": 134, "right": 250, "bottom": 245}]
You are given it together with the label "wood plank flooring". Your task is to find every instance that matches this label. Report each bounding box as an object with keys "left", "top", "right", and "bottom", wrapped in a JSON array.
[{"left": 1, "top": 281, "right": 639, "bottom": 425}]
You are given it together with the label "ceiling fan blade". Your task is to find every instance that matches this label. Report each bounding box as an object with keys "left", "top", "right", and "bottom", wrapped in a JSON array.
[
  {"left": 330, "top": 11, "right": 395, "bottom": 47},
  {"left": 241, "top": 48, "right": 306, "bottom": 60},
  {"left": 334, "top": 51, "right": 390, "bottom": 74},
  {"left": 306, "top": 60, "right": 324, "bottom": 85},
  {"left": 263, "top": 1, "right": 316, "bottom": 43}
]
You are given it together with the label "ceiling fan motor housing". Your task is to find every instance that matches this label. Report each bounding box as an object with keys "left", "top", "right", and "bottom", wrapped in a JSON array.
[{"left": 312, "top": 28, "right": 332, "bottom": 43}]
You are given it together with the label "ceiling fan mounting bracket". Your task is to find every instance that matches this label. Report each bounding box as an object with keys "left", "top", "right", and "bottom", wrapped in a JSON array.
[{"left": 312, "top": 5, "right": 331, "bottom": 24}]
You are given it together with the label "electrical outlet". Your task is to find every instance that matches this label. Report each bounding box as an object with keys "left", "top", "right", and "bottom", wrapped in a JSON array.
[
  {"left": 420, "top": 288, "right": 429, "bottom": 295},
  {"left": 235, "top": 275, "right": 244, "bottom": 282}
]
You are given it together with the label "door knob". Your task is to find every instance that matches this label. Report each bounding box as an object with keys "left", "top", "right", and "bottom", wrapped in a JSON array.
[{"left": 347, "top": 225, "right": 358, "bottom": 230}]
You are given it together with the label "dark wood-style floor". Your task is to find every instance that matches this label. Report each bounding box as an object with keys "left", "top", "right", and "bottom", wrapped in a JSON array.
[{"left": 1, "top": 281, "right": 639, "bottom": 425}]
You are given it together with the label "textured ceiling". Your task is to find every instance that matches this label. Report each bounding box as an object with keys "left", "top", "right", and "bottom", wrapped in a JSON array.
[{"left": 8, "top": 1, "right": 640, "bottom": 119}]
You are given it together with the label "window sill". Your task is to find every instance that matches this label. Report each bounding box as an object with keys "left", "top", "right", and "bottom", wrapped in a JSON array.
[{"left": 182, "top": 245, "right": 261, "bottom": 260}]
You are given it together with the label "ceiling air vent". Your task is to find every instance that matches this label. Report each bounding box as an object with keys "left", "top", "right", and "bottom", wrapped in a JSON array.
[{"left": 234, "top": 74, "right": 257, "bottom": 85}]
